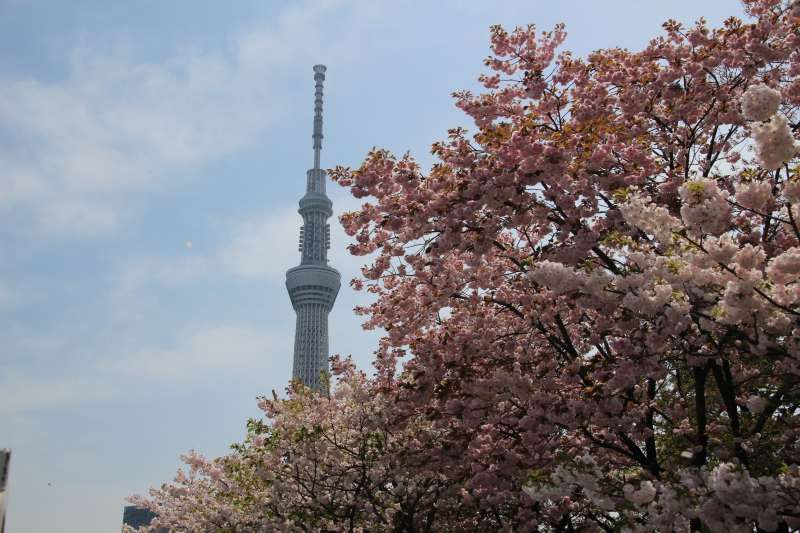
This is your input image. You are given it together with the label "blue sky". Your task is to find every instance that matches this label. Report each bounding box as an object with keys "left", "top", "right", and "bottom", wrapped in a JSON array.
[{"left": 0, "top": 1, "right": 743, "bottom": 531}]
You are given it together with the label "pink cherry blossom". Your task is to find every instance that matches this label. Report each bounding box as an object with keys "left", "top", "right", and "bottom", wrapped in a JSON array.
[
  {"left": 751, "top": 114, "right": 799, "bottom": 169},
  {"left": 741, "top": 84, "right": 782, "bottom": 122}
]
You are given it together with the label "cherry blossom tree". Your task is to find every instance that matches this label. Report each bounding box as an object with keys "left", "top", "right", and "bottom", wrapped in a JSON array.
[
  {"left": 131, "top": 1, "right": 800, "bottom": 530},
  {"left": 127, "top": 359, "right": 452, "bottom": 532},
  {"left": 331, "top": 0, "right": 800, "bottom": 530}
]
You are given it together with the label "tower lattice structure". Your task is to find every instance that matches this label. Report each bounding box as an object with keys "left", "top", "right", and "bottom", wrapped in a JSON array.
[{"left": 285, "top": 65, "right": 341, "bottom": 391}]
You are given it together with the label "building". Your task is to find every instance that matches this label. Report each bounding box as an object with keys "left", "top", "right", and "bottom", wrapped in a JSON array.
[
  {"left": 285, "top": 65, "right": 341, "bottom": 391},
  {"left": 122, "top": 505, "right": 155, "bottom": 528},
  {"left": 122, "top": 505, "right": 168, "bottom": 532},
  {"left": 0, "top": 449, "right": 9, "bottom": 533}
]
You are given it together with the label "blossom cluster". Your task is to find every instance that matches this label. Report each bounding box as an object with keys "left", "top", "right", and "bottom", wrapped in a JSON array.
[
  {"left": 741, "top": 84, "right": 781, "bottom": 121},
  {"left": 752, "top": 114, "right": 798, "bottom": 169},
  {"left": 742, "top": 83, "right": 798, "bottom": 169}
]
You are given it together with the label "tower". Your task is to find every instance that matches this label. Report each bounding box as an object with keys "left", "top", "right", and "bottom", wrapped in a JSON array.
[{"left": 285, "top": 65, "right": 341, "bottom": 391}]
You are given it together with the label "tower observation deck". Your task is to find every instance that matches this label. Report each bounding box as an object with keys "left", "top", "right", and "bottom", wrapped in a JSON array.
[{"left": 285, "top": 65, "right": 341, "bottom": 391}]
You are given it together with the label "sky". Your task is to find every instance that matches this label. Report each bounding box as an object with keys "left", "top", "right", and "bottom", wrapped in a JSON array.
[{"left": 0, "top": 1, "right": 744, "bottom": 531}]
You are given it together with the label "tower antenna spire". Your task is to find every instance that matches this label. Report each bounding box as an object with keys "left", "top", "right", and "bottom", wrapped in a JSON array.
[{"left": 312, "top": 64, "right": 326, "bottom": 170}]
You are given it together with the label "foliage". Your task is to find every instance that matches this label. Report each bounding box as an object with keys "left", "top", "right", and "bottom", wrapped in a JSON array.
[
  {"left": 130, "top": 1, "right": 800, "bottom": 530},
  {"left": 128, "top": 360, "right": 449, "bottom": 531}
]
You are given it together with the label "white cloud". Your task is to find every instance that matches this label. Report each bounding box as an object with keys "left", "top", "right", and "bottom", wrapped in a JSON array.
[
  {"left": 119, "top": 323, "right": 287, "bottom": 380},
  {"left": 0, "top": 323, "right": 289, "bottom": 416},
  {"left": 103, "top": 190, "right": 371, "bottom": 332},
  {"left": 0, "top": 373, "right": 114, "bottom": 416},
  {"left": 0, "top": 282, "right": 17, "bottom": 311},
  {"left": 218, "top": 192, "right": 369, "bottom": 284},
  {"left": 0, "top": 0, "right": 387, "bottom": 237},
  {"left": 218, "top": 207, "right": 299, "bottom": 282},
  {"left": 0, "top": 53, "right": 261, "bottom": 236},
  {"left": 116, "top": 254, "right": 213, "bottom": 295},
  {"left": 105, "top": 253, "right": 214, "bottom": 324}
]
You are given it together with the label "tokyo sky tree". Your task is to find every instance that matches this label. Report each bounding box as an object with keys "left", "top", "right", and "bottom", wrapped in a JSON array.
[{"left": 285, "top": 65, "right": 341, "bottom": 391}]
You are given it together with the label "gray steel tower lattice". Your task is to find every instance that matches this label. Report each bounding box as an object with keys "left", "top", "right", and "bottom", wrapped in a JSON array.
[{"left": 285, "top": 65, "right": 341, "bottom": 391}]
